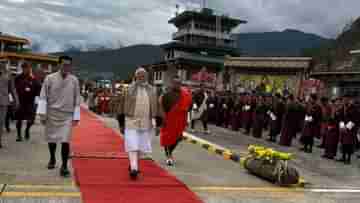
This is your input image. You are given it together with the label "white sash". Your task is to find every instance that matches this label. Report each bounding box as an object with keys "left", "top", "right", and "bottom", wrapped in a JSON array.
[{"left": 191, "top": 93, "right": 208, "bottom": 121}]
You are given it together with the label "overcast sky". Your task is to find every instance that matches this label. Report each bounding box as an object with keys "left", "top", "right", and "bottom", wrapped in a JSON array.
[{"left": 1, "top": 0, "right": 359, "bottom": 52}]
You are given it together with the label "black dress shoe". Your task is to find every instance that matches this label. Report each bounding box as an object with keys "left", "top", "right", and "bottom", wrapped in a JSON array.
[
  {"left": 336, "top": 158, "right": 345, "bottom": 162},
  {"left": 344, "top": 161, "right": 351, "bottom": 165},
  {"left": 16, "top": 137, "right": 23, "bottom": 142},
  {"left": 25, "top": 134, "right": 30, "bottom": 141},
  {"left": 317, "top": 144, "right": 324, "bottom": 148},
  {"left": 47, "top": 161, "right": 56, "bottom": 170},
  {"left": 129, "top": 170, "right": 138, "bottom": 180},
  {"left": 60, "top": 167, "right": 70, "bottom": 177}
]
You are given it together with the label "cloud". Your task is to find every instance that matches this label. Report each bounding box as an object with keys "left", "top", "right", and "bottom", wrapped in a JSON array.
[{"left": 0, "top": 0, "right": 359, "bottom": 52}]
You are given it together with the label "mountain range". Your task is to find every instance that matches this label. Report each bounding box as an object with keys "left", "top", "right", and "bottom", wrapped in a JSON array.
[{"left": 53, "top": 29, "right": 331, "bottom": 80}]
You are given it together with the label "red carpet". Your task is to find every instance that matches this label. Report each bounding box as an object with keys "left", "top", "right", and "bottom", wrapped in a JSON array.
[{"left": 71, "top": 109, "right": 203, "bottom": 203}]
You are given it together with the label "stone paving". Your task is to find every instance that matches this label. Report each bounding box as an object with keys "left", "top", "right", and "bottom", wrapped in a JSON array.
[{"left": 190, "top": 124, "right": 360, "bottom": 189}]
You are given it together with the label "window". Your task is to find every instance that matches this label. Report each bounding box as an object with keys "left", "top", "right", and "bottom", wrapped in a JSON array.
[{"left": 154, "top": 71, "right": 163, "bottom": 81}]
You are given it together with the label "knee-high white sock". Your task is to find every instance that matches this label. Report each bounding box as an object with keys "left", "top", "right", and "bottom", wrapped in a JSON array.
[{"left": 129, "top": 152, "right": 138, "bottom": 171}]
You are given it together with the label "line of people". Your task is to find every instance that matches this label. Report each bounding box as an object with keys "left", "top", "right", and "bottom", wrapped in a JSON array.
[
  {"left": 0, "top": 62, "right": 41, "bottom": 148},
  {"left": 193, "top": 91, "right": 360, "bottom": 165},
  {"left": 1, "top": 56, "right": 81, "bottom": 178}
]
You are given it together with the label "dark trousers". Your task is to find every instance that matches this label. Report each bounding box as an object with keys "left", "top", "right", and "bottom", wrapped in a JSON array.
[
  {"left": 191, "top": 119, "right": 207, "bottom": 131},
  {"left": 164, "top": 137, "right": 182, "bottom": 158},
  {"left": 48, "top": 143, "right": 70, "bottom": 169},
  {"left": 16, "top": 120, "right": 34, "bottom": 139},
  {"left": 303, "top": 136, "right": 314, "bottom": 153},
  {"left": 5, "top": 106, "right": 14, "bottom": 131},
  {"left": 245, "top": 122, "right": 252, "bottom": 134},
  {"left": 342, "top": 144, "right": 354, "bottom": 163},
  {"left": 268, "top": 128, "right": 278, "bottom": 141},
  {"left": 116, "top": 114, "right": 125, "bottom": 134}
]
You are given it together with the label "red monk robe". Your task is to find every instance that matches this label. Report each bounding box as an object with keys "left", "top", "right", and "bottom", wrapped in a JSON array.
[{"left": 160, "top": 87, "right": 192, "bottom": 147}]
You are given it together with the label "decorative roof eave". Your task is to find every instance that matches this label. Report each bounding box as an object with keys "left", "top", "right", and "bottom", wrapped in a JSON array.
[
  {"left": 226, "top": 57, "right": 313, "bottom": 61},
  {"left": 0, "top": 36, "right": 30, "bottom": 45},
  {"left": 310, "top": 71, "right": 360, "bottom": 76},
  {"left": 161, "top": 41, "right": 238, "bottom": 53},
  {"left": 225, "top": 61, "right": 311, "bottom": 69},
  {"left": 0, "top": 52, "right": 59, "bottom": 63},
  {"left": 168, "top": 11, "right": 247, "bottom": 27},
  {"left": 224, "top": 57, "right": 312, "bottom": 69}
]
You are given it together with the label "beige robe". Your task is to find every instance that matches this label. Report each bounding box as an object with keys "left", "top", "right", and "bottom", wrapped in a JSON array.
[{"left": 37, "top": 71, "right": 80, "bottom": 143}]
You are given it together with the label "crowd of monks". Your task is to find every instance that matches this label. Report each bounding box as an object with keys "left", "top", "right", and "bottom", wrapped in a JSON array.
[{"left": 203, "top": 92, "right": 360, "bottom": 164}]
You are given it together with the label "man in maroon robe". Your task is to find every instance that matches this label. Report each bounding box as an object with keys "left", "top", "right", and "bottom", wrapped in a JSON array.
[
  {"left": 280, "top": 95, "right": 298, "bottom": 146},
  {"left": 323, "top": 98, "right": 343, "bottom": 159},
  {"left": 268, "top": 94, "right": 285, "bottom": 142},
  {"left": 243, "top": 95, "right": 256, "bottom": 135},
  {"left": 14, "top": 62, "right": 41, "bottom": 141},
  {"left": 300, "top": 94, "right": 322, "bottom": 153},
  {"left": 318, "top": 97, "right": 332, "bottom": 148},
  {"left": 338, "top": 95, "right": 358, "bottom": 164},
  {"left": 252, "top": 96, "right": 267, "bottom": 138},
  {"left": 160, "top": 76, "right": 192, "bottom": 166}
]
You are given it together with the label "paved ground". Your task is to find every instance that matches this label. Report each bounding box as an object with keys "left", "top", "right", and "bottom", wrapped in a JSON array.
[
  {"left": 101, "top": 114, "right": 360, "bottom": 203},
  {"left": 0, "top": 119, "right": 79, "bottom": 202},
  {"left": 1, "top": 108, "right": 360, "bottom": 203},
  {"left": 191, "top": 124, "right": 360, "bottom": 188}
]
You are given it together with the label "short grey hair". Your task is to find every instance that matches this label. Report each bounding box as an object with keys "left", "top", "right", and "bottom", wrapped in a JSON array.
[{"left": 135, "top": 67, "right": 146, "bottom": 75}]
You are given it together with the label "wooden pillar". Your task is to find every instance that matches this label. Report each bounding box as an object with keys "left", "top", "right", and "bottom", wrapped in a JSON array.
[{"left": 0, "top": 42, "right": 3, "bottom": 53}]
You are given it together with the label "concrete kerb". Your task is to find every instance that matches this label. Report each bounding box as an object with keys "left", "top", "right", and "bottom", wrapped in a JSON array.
[{"left": 182, "top": 132, "right": 307, "bottom": 188}]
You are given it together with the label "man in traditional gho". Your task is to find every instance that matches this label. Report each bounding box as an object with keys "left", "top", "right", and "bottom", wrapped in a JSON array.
[
  {"left": 235, "top": 94, "right": 245, "bottom": 129},
  {"left": 160, "top": 76, "right": 192, "bottom": 166},
  {"left": 123, "top": 67, "right": 157, "bottom": 179},
  {"left": 14, "top": 62, "right": 41, "bottom": 141},
  {"left": 318, "top": 97, "right": 332, "bottom": 148},
  {"left": 230, "top": 97, "right": 242, "bottom": 131},
  {"left": 337, "top": 95, "right": 358, "bottom": 164},
  {"left": 323, "top": 98, "right": 343, "bottom": 159},
  {"left": 0, "top": 63, "right": 19, "bottom": 148},
  {"left": 37, "top": 56, "right": 81, "bottom": 177},
  {"left": 225, "top": 97, "right": 235, "bottom": 128},
  {"left": 215, "top": 97, "right": 226, "bottom": 127},
  {"left": 279, "top": 95, "right": 298, "bottom": 146},
  {"left": 206, "top": 92, "right": 217, "bottom": 124},
  {"left": 252, "top": 96, "right": 267, "bottom": 138},
  {"left": 190, "top": 84, "right": 209, "bottom": 134},
  {"left": 267, "top": 93, "right": 285, "bottom": 142},
  {"left": 243, "top": 94, "right": 254, "bottom": 135},
  {"left": 262, "top": 95, "right": 272, "bottom": 131},
  {"left": 300, "top": 94, "right": 322, "bottom": 153},
  {"left": 5, "top": 69, "right": 18, "bottom": 133}
]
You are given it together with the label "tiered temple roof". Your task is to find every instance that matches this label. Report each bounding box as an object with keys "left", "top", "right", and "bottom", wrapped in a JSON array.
[{"left": 0, "top": 33, "right": 30, "bottom": 45}]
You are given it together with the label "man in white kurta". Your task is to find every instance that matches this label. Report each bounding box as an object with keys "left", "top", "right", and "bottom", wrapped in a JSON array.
[
  {"left": 124, "top": 67, "right": 157, "bottom": 180},
  {"left": 37, "top": 56, "right": 81, "bottom": 177}
]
